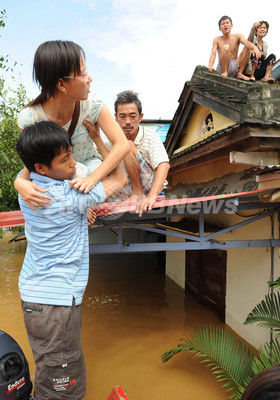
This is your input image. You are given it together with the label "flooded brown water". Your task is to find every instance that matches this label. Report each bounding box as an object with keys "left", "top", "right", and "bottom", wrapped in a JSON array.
[{"left": 1, "top": 232, "right": 228, "bottom": 400}]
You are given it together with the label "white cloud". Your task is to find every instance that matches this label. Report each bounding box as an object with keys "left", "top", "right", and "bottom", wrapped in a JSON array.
[
  {"left": 86, "top": 0, "right": 196, "bottom": 117},
  {"left": 84, "top": 0, "right": 279, "bottom": 118},
  {"left": 3, "top": 0, "right": 279, "bottom": 119}
]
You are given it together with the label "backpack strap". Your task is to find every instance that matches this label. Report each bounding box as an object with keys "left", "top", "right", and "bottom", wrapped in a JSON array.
[
  {"left": 32, "top": 101, "right": 81, "bottom": 138},
  {"left": 68, "top": 101, "right": 80, "bottom": 137}
]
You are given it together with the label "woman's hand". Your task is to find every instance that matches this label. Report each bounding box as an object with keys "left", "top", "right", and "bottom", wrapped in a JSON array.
[
  {"left": 15, "top": 178, "right": 52, "bottom": 211},
  {"left": 70, "top": 175, "right": 97, "bottom": 194}
]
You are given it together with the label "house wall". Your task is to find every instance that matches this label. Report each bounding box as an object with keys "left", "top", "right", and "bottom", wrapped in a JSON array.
[
  {"left": 166, "top": 235, "right": 186, "bottom": 289},
  {"left": 223, "top": 213, "right": 280, "bottom": 349},
  {"left": 173, "top": 104, "right": 235, "bottom": 154},
  {"left": 165, "top": 213, "right": 280, "bottom": 349},
  {"left": 171, "top": 159, "right": 246, "bottom": 185}
]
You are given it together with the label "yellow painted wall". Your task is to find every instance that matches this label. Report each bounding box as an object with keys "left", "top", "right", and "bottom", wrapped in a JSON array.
[
  {"left": 170, "top": 104, "right": 242, "bottom": 185},
  {"left": 173, "top": 104, "right": 236, "bottom": 155},
  {"left": 171, "top": 159, "right": 246, "bottom": 185},
  {"left": 166, "top": 236, "right": 186, "bottom": 289},
  {"left": 165, "top": 98, "right": 280, "bottom": 348}
]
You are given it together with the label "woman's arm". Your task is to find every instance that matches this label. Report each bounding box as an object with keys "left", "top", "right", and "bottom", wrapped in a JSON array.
[
  {"left": 14, "top": 166, "right": 52, "bottom": 211},
  {"left": 247, "top": 22, "right": 259, "bottom": 43},
  {"left": 70, "top": 104, "right": 130, "bottom": 193}
]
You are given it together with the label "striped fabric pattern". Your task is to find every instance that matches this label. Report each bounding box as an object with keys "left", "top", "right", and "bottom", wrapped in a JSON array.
[
  {"left": 133, "top": 126, "right": 169, "bottom": 170},
  {"left": 18, "top": 172, "right": 106, "bottom": 306}
]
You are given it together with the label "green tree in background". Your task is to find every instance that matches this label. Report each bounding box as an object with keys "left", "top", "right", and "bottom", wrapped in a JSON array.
[{"left": 0, "top": 9, "right": 28, "bottom": 211}]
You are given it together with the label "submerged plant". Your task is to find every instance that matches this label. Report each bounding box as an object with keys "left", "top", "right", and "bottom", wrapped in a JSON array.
[
  {"left": 161, "top": 278, "right": 280, "bottom": 399},
  {"left": 161, "top": 325, "right": 254, "bottom": 399}
]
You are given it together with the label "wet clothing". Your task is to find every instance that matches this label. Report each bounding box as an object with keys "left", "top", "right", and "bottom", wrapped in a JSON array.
[
  {"left": 217, "top": 58, "right": 239, "bottom": 77},
  {"left": 18, "top": 92, "right": 104, "bottom": 176}
]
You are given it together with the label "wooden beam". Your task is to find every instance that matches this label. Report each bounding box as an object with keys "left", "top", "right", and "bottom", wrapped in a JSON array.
[
  {"left": 193, "top": 92, "right": 241, "bottom": 122},
  {"left": 230, "top": 151, "right": 280, "bottom": 166},
  {"left": 259, "top": 137, "right": 280, "bottom": 149},
  {"left": 167, "top": 92, "right": 194, "bottom": 156},
  {"left": 169, "top": 136, "right": 262, "bottom": 174},
  {"left": 250, "top": 126, "right": 280, "bottom": 138},
  {"left": 170, "top": 127, "right": 255, "bottom": 169}
]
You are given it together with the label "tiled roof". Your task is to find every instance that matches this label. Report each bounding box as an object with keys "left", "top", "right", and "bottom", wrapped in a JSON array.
[{"left": 166, "top": 65, "right": 280, "bottom": 157}]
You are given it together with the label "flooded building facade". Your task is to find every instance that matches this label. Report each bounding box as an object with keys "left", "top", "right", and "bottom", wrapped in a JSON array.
[{"left": 164, "top": 66, "right": 280, "bottom": 348}]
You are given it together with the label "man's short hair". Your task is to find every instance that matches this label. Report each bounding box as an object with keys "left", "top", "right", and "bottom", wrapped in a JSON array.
[
  {"left": 218, "top": 15, "right": 232, "bottom": 27},
  {"left": 17, "top": 121, "right": 71, "bottom": 172},
  {"left": 114, "top": 90, "right": 142, "bottom": 115}
]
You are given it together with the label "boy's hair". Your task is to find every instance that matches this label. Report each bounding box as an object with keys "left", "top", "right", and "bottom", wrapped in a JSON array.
[
  {"left": 17, "top": 121, "right": 72, "bottom": 172},
  {"left": 114, "top": 90, "right": 142, "bottom": 115},
  {"left": 218, "top": 15, "right": 232, "bottom": 27}
]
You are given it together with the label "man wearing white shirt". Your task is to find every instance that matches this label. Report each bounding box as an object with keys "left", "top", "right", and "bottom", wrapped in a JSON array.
[{"left": 113, "top": 90, "right": 170, "bottom": 216}]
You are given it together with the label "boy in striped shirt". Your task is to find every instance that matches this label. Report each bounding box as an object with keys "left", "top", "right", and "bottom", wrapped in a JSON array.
[{"left": 16, "top": 121, "right": 127, "bottom": 400}]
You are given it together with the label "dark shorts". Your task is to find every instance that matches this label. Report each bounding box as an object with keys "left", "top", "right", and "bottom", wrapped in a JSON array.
[{"left": 22, "top": 300, "right": 86, "bottom": 400}]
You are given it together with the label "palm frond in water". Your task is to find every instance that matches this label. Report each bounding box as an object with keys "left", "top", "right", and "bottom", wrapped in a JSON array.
[
  {"left": 244, "top": 292, "right": 280, "bottom": 335},
  {"left": 161, "top": 325, "right": 254, "bottom": 399}
]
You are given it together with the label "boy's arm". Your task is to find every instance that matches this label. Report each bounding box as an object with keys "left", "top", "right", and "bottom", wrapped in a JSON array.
[
  {"left": 208, "top": 38, "right": 218, "bottom": 72},
  {"left": 239, "top": 33, "right": 261, "bottom": 59}
]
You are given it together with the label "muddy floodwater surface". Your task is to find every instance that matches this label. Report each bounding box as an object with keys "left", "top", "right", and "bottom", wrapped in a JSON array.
[{"left": 0, "top": 233, "right": 229, "bottom": 399}]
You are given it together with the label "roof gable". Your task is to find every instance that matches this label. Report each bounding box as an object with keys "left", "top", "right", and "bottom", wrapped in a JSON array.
[{"left": 165, "top": 65, "right": 280, "bottom": 158}]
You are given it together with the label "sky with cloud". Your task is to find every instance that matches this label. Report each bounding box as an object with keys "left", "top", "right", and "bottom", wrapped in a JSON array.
[{"left": 1, "top": 0, "right": 279, "bottom": 119}]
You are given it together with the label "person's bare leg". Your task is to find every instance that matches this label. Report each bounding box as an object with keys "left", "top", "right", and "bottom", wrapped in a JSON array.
[
  {"left": 219, "top": 45, "right": 230, "bottom": 76},
  {"left": 249, "top": 64, "right": 257, "bottom": 81},
  {"left": 264, "top": 64, "right": 275, "bottom": 82},
  {"left": 123, "top": 141, "right": 145, "bottom": 202},
  {"left": 237, "top": 47, "right": 251, "bottom": 80}
]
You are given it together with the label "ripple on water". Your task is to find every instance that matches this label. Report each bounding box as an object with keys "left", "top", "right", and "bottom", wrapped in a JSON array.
[{"left": 85, "top": 293, "right": 125, "bottom": 311}]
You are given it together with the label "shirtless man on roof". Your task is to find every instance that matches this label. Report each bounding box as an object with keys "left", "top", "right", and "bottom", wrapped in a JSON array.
[{"left": 208, "top": 15, "right": 261, "bottom": 80}]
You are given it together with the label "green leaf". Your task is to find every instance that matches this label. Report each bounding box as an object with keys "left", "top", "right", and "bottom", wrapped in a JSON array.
[
  {"left": 252, "top": 338, "right": 280, "bottom": 374},
  {"left": 161, "top": 325, "right": 254, "bottom": 399},
  {"left": 268, "top": 277, "right": 280, "bottom": 289},
  {"left": 244, "top": 292, "right": 280, "bottom": 334}
]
